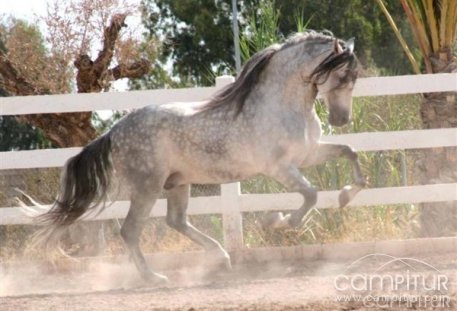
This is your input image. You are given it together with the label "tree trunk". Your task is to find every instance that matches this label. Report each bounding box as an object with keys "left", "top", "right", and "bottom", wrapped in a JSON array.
[
  {"left": 0, "top": 14, "right": 149, "bottom": 148},
  {"left": 0, "top": 13, "right": 151, "bottom": 257},
  {"left": 0, "top": 52, "right": 97, "bottom": 147},
  {"left": 418, "top": 54, "right": 457, "bottom": 237},
  {"left": 18, "top": 113, "right": 97, "bottom": 147}
]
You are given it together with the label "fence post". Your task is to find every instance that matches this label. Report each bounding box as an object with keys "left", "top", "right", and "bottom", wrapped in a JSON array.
[
  {"left": 215, "top": 75, "right": 235, "bottom": 89},
  {"left": 221, "top": 182, "right": 244, "bottom": 251},
  {"left": 215, "top": 75, "right": 243, "bottom": 250}
]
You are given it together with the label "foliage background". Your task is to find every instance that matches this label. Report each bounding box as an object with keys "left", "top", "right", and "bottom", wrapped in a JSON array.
[{"left": 136, "top": 0, "right": 418, "bottom": 89}]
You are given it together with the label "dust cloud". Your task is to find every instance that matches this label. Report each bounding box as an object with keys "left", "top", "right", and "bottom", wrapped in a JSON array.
[
  {"left": 0, "top": 254, "right": 329, "bottom": 297},
  {"left": 0, "top": 254, "right": 240, "bottom": 297},
  {"left": 0, "top": 259, "right": 145, "bottom": 297}
]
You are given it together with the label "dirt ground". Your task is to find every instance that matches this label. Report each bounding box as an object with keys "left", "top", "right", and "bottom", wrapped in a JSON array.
[{"left": 1, "top": 254, "right": 456, "bottom": 311}]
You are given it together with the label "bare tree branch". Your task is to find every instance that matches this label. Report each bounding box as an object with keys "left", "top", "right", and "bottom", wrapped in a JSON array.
[
  {"left": 94, "top": 13, "right": 127, "bottom": 73},
  {"left": 109, "top": 58, "right": 151, "bottom": 80},
  {"left": 2, "top": 10, "right": 150, "bottom": 147},
  {"left": 74, "top": 13, "right": 150, "bottom": 93},
  {"left": 1, "top": 48, "right": 96, "bottom": 147},
  {"left": 17, "top": 113, "right": 96, "bottom": 147}
]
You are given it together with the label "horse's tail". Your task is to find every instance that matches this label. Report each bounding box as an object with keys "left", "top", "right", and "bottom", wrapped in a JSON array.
[{"left": 34, "top": 133, "right": 113, "bottom": 248}]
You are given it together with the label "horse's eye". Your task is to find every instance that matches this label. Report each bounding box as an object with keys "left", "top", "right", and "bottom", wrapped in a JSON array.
[
  {"left": 339, "top": 75, "right": 351, "bottom": 85},
  {"left": 339, "top": 70, "right": 357, "bottom": 84}
]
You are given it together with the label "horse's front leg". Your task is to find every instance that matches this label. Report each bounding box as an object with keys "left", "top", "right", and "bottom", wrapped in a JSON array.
[
  {"left": 263, "top": 165, "right": 318, "bottom": 229},
  {"left": 305, "top": 142, "right": 367, "bottom": 207}
]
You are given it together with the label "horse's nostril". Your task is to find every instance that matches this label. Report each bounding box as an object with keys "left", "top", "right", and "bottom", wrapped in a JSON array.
[{"left": 329, "top": 114, "right": 349, "bottom": 127}]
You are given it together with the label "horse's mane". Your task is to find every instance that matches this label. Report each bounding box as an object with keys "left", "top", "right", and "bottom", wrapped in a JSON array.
[
  {"left": 201, "top": 31, "right": 356, "bottom": 117},
  {"left": 202, "top": 46, "right": 278, "bottom": 116}
]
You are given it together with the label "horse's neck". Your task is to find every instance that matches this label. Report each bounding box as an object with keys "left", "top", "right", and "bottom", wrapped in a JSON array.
[
  {"left": 240, "top": 59, "right": 321, "bottom": 146},
  {"left": 253, "top": 69, "right": 317, "bottom": 118},
  {"left": 256, "top": 46, "right": 325, "bottom": 116},
  {"left": 242, "top": 43, "right": 332, "bottom": 124}
]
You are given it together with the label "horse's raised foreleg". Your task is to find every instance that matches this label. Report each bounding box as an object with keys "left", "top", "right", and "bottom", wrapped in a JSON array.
[
  {"left": 166, "top": 184, "right": 232, "bottom": 270},
  {"left": 305, "top": 142, "right": 366, "bottom": 207},
  {"left": 121, "top": 191, "right": 169, "bottom": 284},
  {"left": 263, "top": 165, "right": 318, "bottom": 229}
]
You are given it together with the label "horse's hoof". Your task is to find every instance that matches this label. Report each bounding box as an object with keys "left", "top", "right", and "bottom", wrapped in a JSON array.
[
  {"left": 142, "top": 272, "right": 169, "bottom": 285},
  {"left": 287, "top": 216, "right": 303, "bottom": 228},
  {"left": 339, "top": 189, "right": 351, "bottom": 208},
  {"left": 210, "top": 249, "right": 232, "bottom": 271},
  {"left": 215, "top": 256, "right": 232, "bottom": 272},
  {"left": 261, "top": 212, "right": 291, "bottom": 229},
  {"left": 221, "top": 254, "right": 232, "bottom": 271},
  {"left": 338, "top": 185, "right": 361, "bottom": 208}
]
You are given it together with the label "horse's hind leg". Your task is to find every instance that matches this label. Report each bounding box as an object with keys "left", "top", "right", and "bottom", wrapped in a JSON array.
[
  {"left": 166, "top": 184, "right": 231, "bottom": 270},
  {"left": 121, "top": 188, "right": 168, "bottom": 284}
]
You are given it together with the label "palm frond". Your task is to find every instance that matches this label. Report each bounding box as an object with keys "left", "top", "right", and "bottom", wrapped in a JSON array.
[
  {"left": 401, "top": 0, "right": 433, "bottom": 72},
  {"left": 444, "top": 0, "right": 457, "bottom": 49},
  {"left": 423, "top": 0, "right": 439, "bottom": 52},
  {"left": 439, "top": 0, "right": 449, "bottom": 49},
  {"left": 405, "top": 0, "right": 431, "bottom": 54},
  {"left": 380, "top": 0, "right": 456, "bottom": 73}
]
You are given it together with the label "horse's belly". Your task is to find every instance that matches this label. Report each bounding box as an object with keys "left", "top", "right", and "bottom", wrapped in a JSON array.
[{"left": 169, "top": 153, "right": 261, "bottom": 185}]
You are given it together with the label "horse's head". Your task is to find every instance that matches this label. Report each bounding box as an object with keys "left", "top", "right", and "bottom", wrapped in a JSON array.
[
  {"left": 310, "top": 38, "right": 358, "bottom": 127},
  {"left": 202, "top": 32, "right": 358, "bottom": 121}
]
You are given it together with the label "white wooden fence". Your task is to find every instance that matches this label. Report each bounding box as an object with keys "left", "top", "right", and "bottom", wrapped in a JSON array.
[{"left": 1, "top": 74, "right": 456, "bottom": 251}]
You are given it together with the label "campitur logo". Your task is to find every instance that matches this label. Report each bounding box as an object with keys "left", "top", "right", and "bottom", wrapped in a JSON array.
[{"left": 333, "top": 254, "right": 453, "bottom": 309}]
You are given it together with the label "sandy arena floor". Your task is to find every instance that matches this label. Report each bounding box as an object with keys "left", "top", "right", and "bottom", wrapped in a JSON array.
[{"left": 1, "top": 254, "right": 456, "bottom": 311}]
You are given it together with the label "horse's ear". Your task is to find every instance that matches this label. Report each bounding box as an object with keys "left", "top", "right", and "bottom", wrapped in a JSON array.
[
  {"left": 346, "top": 38, "right": 355, "bottom": 54},
  {"left": 333, "top": 39, "right": 344, "bottom": 54}
]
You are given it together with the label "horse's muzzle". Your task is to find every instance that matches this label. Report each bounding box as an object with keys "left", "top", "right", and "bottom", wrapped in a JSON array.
[{"left": 329, "top": 113, "right": 350, "bottom": 127}]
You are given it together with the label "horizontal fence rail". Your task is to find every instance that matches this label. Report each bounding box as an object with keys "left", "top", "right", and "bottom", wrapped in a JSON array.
[
  {"left": 1, "top": 74, "right": 456, "bottom": 116},
  {"left": 1, "top": 73, "right": 456, "bottom": 250},
  {"left": 0, "top": 87, "right": 218, "bottom": 116},
  {"left": 1, "top": 128, "right": 456, "bottom": 170},
  {"left": 352, "top": 73, "right": 457, "bottom": 97},
  {"left": 1, "top": 183, "right": 456, "bottom": 225}
]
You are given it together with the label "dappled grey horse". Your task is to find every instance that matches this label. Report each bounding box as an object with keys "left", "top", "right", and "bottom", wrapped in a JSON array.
[{"left": 37, "top": 31, "right": 366, "bottom": 283}]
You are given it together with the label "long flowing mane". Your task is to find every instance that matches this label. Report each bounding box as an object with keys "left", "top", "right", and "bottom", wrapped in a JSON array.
[
  {"left": 202, "top": 46, "right": 279, "bottom": 116},
  {"left": 201, "top": 31, "right": 358, "bottom": 116}
]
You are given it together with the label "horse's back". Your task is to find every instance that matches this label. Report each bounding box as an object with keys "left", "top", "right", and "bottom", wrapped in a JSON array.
[{"left": 108, "top": 101, "right": 262, "bottom": 185}]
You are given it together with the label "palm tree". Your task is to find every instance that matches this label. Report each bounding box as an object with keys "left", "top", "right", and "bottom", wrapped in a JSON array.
[{"left": 376, "top": 0, "right": 456, "bottom": 236}]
